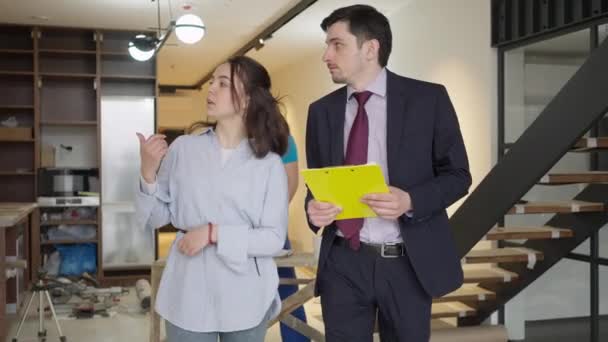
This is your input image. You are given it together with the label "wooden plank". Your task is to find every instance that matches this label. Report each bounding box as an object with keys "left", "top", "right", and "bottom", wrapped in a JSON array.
[
  {"left": 431, "top": 302, "right": 476, "bottom": 319},
  {"left": 539, "top": 171, "right": 608, "bottom": 184},
  {"left": 435, "top": 285, "right": 495, "bottom": 303},
  {"left": 275, "top": 252, "right": 316, "bottom": 268},
  {"left": 279, "top": 278, "right": 314, "bottom": 285},
  {"left": 507, "top": 200, "right": 604, "bottom": 214},
  {"left": 0, "top": 202, "right": 37, "bottom": 228},
  {"left": 279, "top": 314, "right": 325, "bottom": 341},
  {"left": 464, "top": 247, "right": 543, "bottom": 264},
  {"left": 268, "top": 281, "right": 316, "bottom": 327},
  {"left": 463, "top": 267, "right": 518, "bottom": 283},
  {"left": 485, "top": 226, "right": 573, "bottom": 240},
  {"left": 572, "top": 137, "right": 608, "bottom": 151}
]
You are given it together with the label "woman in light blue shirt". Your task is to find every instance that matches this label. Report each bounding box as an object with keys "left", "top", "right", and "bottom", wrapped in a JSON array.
[{"left": 136, "top": 56, "right": 290, "bottom": 342}]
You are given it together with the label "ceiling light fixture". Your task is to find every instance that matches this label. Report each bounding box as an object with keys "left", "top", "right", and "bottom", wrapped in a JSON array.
[
  {"left": 254, "top": 34, "right": 273, "bottom": 51},
  {"left": 128, "top": 0, "right": 206, "bottom": 62}
]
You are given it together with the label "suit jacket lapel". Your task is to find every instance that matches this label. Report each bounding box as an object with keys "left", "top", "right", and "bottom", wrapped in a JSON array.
[{"left": 327, "top": 87, "right": 347, "bottom": 166}]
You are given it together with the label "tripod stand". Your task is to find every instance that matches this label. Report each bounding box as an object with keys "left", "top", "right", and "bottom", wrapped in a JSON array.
[{"left": 12, "top": 272, "right": 67, "bottom": 342}]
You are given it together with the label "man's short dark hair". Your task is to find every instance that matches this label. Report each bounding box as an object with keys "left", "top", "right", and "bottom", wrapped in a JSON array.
[{"left": 321, "top": 4, "right": 392, "bottom": 67}]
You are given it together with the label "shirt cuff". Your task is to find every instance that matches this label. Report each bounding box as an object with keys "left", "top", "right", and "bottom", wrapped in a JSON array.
[{"left": 140, "top": 175, "right": 157, "bottom": 195}]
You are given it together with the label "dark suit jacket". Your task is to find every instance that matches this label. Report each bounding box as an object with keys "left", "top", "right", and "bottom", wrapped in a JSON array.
[{"left": 305, "top": 70, "right": 472, "bottom": 298}]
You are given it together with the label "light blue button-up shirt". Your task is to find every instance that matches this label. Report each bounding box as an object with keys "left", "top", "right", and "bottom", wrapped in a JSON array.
[{"left": 135, "top": 128, "right": 288, "bottom": 332}]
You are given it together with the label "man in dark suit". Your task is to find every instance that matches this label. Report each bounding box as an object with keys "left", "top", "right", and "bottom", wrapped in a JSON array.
[{"left": 305, "top": 5, "right": 472, "bottom": 342}]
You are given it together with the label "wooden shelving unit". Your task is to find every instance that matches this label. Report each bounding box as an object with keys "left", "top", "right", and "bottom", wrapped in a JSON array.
[
  {"left": 0, "top": 24, "right": 35, "bottom": 314},
  {"left": 0, "top": 24, "right": 157, "bottom": 286}
]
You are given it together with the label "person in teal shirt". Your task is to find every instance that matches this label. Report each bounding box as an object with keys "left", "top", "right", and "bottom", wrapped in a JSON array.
[{"left": 279, "top": 135, "right": 309, "bottom": 342}]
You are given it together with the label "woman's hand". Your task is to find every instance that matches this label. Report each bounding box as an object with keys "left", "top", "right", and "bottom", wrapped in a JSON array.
[
  {"left": 177, "top": 226, "right": 210, "bottom": 256},
  {"left": 136, "top": 133, "right": 168, "bottom": 183}
]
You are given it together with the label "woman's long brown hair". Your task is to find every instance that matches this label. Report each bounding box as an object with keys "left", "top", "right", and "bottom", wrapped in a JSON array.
[{"left": 188, "top": 56, "right": 289, "bottom": 158}]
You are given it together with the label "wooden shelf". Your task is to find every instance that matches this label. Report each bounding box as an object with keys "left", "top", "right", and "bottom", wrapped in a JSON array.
[
  {"left": 41, "top": 220, "right": 98, "bottom": 226},
  {"left": 0, "top": 105, "right": 34, "bottom": 110},
  {"left": 41, "top": 239, "right": 98, "bottom": 245},
  {"left": 485, "top": 226, "right": 573, "bottom": 240},
  {"left": 0, "top": 138, "right": 35, "bottom": 142},
  {"left": 39, "top": 72, "right": 97, "bottom": 79},
  {"left": 463, "top": 267, "right": 518, "bottom": 283},
  {"left": 435, "top": 285, "right": 496, "bottom": 303},
  {"left": 103, "top": 264, "right": 151, "bottom": 271},
  {"left": 39, "top": 49, "right": 96, "bottom": 55},
  {"left": 101, "top": 51, "right": 130, "bottom": 56},
  {"left": 0, "top": 171, "right": 35, "bottom": 176},
  {"left": 507, "top": 200, "right": 605, "bottom": 214},
  {"left": 539, "top": 171, "right": 608, "bottom": 185},
  {"left": 464, "top": 247, "right": 543, "bottom": 264},
  {"left": 0, "top": 49, "right": 33, "bottom": 54},
  {"left": 41, "top": 120, "right": 97, "bottom": 127},
  {"left": 0, "top": 71, "right": 34, "bottom": 76},
  {"left": 102, "top": 75, "right": 156, "bottom": 80}
]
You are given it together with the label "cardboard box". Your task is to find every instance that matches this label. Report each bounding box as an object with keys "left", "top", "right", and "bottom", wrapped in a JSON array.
[
  {"left": 0, "top": 127, "right": 32, "bottom": 141},
  {"left": 41, "top": 145, "right": 56, "bottom": 168}
]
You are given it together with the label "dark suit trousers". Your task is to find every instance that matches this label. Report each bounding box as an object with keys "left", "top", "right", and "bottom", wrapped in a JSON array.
[{"left": 319, "top": 242, "right": 432, "bottom": 342}]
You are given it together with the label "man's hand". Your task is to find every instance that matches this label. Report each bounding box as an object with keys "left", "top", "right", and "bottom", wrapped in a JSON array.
[
  {"left": 307, "top": 200, "right": 342, "bottom": 227},
  {"left": 177, "top": 226, "right": 210, "bottom": 256},
  {"left": 361, "top": 186, "right": 412, "bottom": 220}
]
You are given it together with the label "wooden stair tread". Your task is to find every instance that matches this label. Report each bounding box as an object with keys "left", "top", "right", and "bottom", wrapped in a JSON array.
[
  {"left": 463, "top": 267, "right": 518, "bottom": 283},
  {"left": 465, "top": 247, "right": 543, "bottom": 264},
  {"left": 507, "top": 200, "right": 604, "bottom": 214},
  {"left": 431, "top": 302, "right": 476, "bottom": 318},
  {"left": 430, "top": 319, "right": 456, "bottom": 330},
  {"left": 573, "top": 137, "right": 608, "bottom": 151},
  {"left": 485, "top": 226, "right": 573, "bottom": 240},
  {"left": 539, "top": 171, "right": 608, "bottom": 184},
  {"left": 435, "top": 285, "right": 495, "bottom": 303}
]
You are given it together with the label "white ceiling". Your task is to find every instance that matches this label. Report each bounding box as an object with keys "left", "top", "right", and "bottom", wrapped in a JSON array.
[
  {"left": 247, "top": 0, "right": 408, "bottom": 76},
  {"left": 0, "top": 0, "right": 410, "bottom": 86},
  {"left": 0, "top": 0, "right": 300, "bottom": 85}
]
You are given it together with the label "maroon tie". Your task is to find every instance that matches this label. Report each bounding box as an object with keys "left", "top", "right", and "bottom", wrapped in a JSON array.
[{"left": 336, "top": 91, "right": 372, "bottom": 250}]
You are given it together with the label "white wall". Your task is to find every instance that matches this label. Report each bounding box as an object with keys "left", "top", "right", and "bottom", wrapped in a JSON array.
[
  {"left": 269, "top": 0, "right": 497, "bottom": 252},
  {"left": 157, "top": 89, "right": 206, "bottom": 130},
  {"left": 41, "top": 127, "right": 98, "bottom": 168},
  {"left": 271, "top": 56, "right": 340, "bottom": 252},
  {"left": 387, "top": 0, "right": 497, "bottom": 212}
]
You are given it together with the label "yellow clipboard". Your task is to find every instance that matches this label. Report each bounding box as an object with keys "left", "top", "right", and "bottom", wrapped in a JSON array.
[{"left": 301, "top": 164, "right": 389, "bottom": 220}]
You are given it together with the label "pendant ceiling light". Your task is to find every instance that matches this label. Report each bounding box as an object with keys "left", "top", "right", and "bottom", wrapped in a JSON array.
[{"left": 128, "top": 0, "right": 206, "bottom": 62}]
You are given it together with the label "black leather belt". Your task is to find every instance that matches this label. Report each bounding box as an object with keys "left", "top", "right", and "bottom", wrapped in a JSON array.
[{"left": 333, "top": 236, "right": 406, "bottom": 258}]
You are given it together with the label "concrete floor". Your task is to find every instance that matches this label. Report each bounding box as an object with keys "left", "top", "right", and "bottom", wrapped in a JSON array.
[{"left": 6, "top": 287, "right": 327, "bottom": 342}]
